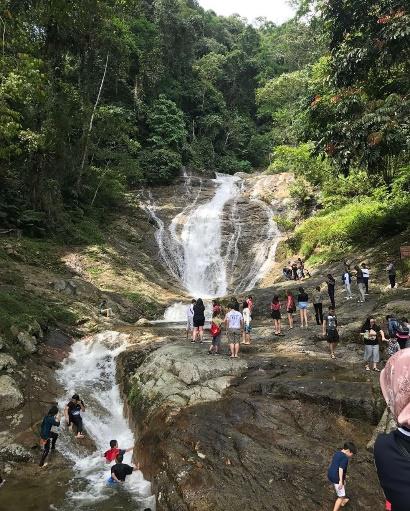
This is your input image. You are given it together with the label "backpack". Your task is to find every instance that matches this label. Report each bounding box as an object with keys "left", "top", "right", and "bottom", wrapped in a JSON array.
[
  {"left": 387, "top": 317, "right": 399, "bottom": 337},
  {"left": 387, "top": 339, "right": 400, "bottom": 357},
  {"left": 396, "top": 321, "right": 410, "bottom": 340},
  {"left": 327, "top": 314, "right": 337, "bottom": 330},
  {"left": 341, "top": 272, "right": 352, "bottom": 284},
  {"left": 210, "top": 322, "right": 221, "bottom": 337}
]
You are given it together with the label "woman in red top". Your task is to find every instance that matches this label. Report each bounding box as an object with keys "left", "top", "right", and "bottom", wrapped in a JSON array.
[
  {"left": 286, "top": 290, "right": 296, "bottom": 329},
  {"left": 271, "top": 295, "right": 282, "bottom": 336}
]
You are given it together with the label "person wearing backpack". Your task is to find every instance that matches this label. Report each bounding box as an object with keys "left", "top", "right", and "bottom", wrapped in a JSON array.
[
  {"left": 323, "top": 306, "right": 339, "bottom": 359},
  {"left": 209, "top": 311, "right": 223, "bottom": 355},
  {"left": 342, "top": 269, "right": 353, "bottom": 300},
  {"left": 354, "top": 265, "right": 366, "bottom": 303},
  {"left": 271, "top": 295, "right": 282, "bottom": 336},
  {"left": 241, "top": 301, "right": 252, "bottom": 345},
  {"left": 396, "top": 317, "right": 410, "bottom": 350}
]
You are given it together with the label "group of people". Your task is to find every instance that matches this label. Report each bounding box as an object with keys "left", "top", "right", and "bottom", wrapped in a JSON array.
[
  {"left": 328, "top": 349, "right": 410, "bottom": 511},
  {"left": 282, "top": 257, "right": 311, "bottom": 281},
  {"left": 186, "top": 296, "right": 254, "bottom": 358},
  {"left": 39, "top": 396, "right": 145, "bottom": 489}
]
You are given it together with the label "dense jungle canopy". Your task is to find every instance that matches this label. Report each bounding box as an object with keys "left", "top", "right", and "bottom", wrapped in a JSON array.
[{"left": 0, "top": 0, "right": 409, "bottom": 238}]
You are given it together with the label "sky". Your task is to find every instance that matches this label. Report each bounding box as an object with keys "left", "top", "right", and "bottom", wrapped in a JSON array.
[{"left": 197, "top": 0, "right": 296, "bottom": 25}]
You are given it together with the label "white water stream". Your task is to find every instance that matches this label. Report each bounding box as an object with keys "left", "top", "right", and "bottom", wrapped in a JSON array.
[
  {"left": 55, "top": 331, "right": 155, "bottom": 510},
  {"left": 142, "top": 172, "right": 280, "bottom": 321}
]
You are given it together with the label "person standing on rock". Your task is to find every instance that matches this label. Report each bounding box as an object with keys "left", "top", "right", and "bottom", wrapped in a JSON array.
[
  {"left": 64, "top": 394, "right": 85, "bottom": 438},
  {"left": 360, "top": 317, "right": 387, "bottom": 371},
  {"left": 246, "top": 295, "right": 254, "bottom": 318},
  {"left": 386, "top": 261, "right": 396, "bottom": 289},
  {"left": 270, "top": 295, "right": 282, "bottom": 336},
  {"left": 327, "top": 441, "right": 357, "bottom": 511},
  {"left": 297, "top": 287, "right": 309, "bottom": 328},
  {"left": 323, "top": 306, "right": 339, "bottom": 359},
  {"left": 39, "top": 405, "right": 61, "bottom": 467},
  {"left": 225, "top": 304, "right": 243, "bottom": 358},
  {"left": 192, "top": 298, "right": 205, "bottom": 344},
  {"left": 354, "top": 265, "right": 366, "bottom": 303},
  {"left": 186, "top": 299, "right": 196, "bottom": 341},
  {"left": 242, "top": 301, "right": 252, "bottom": 345},
  {"left": 342, "top": 268, "right": 353, "bottom": 300},
  {"left": 286, "top": 290, "right": 296, "bottom": 329},
  {"left": 361, "top": 263, "right": 370, "bottom": 294},
  {"left": 326, "top": 274, "right": 336, "bottom": 309},
  {"left": 209, "top": 311, "right": 224, "bottom": 355},
  {"left": 375, "top": 349, "right": 410, "bottom": 511},
  {"left": 313, "top": 285, "right": 324, "bottom": 325}
]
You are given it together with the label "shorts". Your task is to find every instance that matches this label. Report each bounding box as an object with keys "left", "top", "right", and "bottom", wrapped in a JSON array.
[
  {"left": 227, "top": 328, "right": 241, "bottom": 344},
  {"left": 212, "top": 334, "right": 221, "bottom": 347},
  {"left": 364, "top": 344, "right": 380, "bottom": 363},
  {"left": 327, "top": 329, "right": 339, "bottom": 342},
  {"left": 271, "top": 310, "right": 281, "bottom": 320},
  {"left": 187, "top": 318, "right": 194, "bottom": 331},
  {"left": 334, "top": 484, "right": 346, "bottom": 498},
  {"left": 193, "top": 318, "right": 205, "bottom": 328},
  {"left": 287, "top": 307, "right": 296, "bottom": 314},
  {"left": 244, "top": 324, "right": 252, "bottom": 334},
  {"left": 298, "top": 302, "right": 308, "bottom": 310}
]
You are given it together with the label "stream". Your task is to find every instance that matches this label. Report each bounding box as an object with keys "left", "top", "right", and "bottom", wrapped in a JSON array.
[{"left": 54, "top": 331, "right": 155, "bottom": 510}]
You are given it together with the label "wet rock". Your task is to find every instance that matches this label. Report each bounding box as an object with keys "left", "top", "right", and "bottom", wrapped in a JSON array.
[
  {"left": 367, "top": 407, "right": 396, "bottom": 451},
  {"left": 136, "top": 318, "right": 152, "bottom": 326},
  {"left": 17, "top": 331, "right": 37, "bottom": 354},
  {"left": 0, "top": 443, "right": 34, "bottom": 463},
  {"left": 0, "top": 336, "right": 4, "bottom": 350},
  {"left": 0, "top": 354, "right": 17, "bottom": 371},
  {"left": 0, "top": 375, "right": 24, "bottom": 410},
  {"left": 129, "top": 343, "right": 247, "bottom": 417}
]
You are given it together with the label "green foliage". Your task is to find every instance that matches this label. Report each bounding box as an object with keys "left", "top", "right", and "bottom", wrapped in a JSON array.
[
  {"left": 294, "top": 195, "right": 410, "bottom": 259},
  {"left": 139, "top": 148, "right": 182, "bottom": 185},
  {"left": 289, "top": 178, "right": 316, "bottom": 217},
  {"left": 0, "top": 288, "right": 77, "bottom": 342},
  {"left": 146, "top": 95, "right": 187, "bottom": 151},
  {"left": 268, "top": 143, "right": 332, "bottom": 185}
]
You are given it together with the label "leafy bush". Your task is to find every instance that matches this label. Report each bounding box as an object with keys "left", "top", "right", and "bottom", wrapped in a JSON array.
[
  {"left": 294, "top": 197, "right": 410, "bottom": 259},
  {"left": 139, "top": 148, "right": 182, "bottom": 185}
]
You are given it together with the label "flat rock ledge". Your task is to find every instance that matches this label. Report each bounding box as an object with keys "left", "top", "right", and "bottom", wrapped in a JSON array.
[{"left": 129, "top": 344, "right": 247, "bottom": 415}]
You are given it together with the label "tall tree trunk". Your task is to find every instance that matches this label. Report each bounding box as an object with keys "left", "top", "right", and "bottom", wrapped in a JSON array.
[{"left": 76, "top": 52, "right": 109, "bottom": 193}]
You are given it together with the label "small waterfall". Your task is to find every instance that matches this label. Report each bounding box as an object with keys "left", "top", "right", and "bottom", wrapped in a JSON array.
[{"left": 56, "top": 331, "right": 155, "bottom": 510}]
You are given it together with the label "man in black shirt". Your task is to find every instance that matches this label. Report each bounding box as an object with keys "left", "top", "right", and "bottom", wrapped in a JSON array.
[{"left": 110, "top": 454, "right": 138, "bottom": 483}]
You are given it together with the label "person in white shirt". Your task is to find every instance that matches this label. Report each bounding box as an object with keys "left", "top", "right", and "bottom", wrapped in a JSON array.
[
  {"left": 225, "top": 305, "right": 243, "bottom": 358},
  {"left": 343, "top": 270, "right": 353, "bottom": 300},
  {"left": 241, "top": 301, "right": 252, "bottom": 345},
  {"left": 361, "top": 263, "right": 370, "bottom": 294},
  {"left": 186, "top": 299, "right": 196, "bottom": 340}
]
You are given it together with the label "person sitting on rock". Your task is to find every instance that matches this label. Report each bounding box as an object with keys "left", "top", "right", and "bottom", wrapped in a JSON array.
[
  {"left": 64, "top": 394, "right": 85, "bottom": 438},
  {"left": 98, "top": 299, "right": 112, "bottom": 318},
  {"left": 108, "top": 453, "right": 139, "bottom": 484},
  {"left": 39, "top": 405, "right": 60, "bottom": 467},
  {"left": 104, "top": 439, "right": 134, "bottom": 464}
]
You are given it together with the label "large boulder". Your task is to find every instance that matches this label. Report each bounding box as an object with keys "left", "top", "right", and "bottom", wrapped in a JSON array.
[
  {"left": 0, "top": 354, "right": 17, "bottom": 371},
  {"left": 128, "top": 343, "right": 247, "bottom": 418},
  {"left": 136, "top": 318, "right": 152, "bottom": 327},
  {"left": 0, "top": 443, "right": 34, "bottom": 462},
  {"left": 17, "top": 331, "right": 37, "bottom": 353},
  {"left": 0, "top": 375, "right": 24, "bottom": 410}
]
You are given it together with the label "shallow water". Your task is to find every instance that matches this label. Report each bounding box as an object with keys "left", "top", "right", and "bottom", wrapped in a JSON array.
[{"left": 54, "top": 331, "right": 155, "bottom": 511}]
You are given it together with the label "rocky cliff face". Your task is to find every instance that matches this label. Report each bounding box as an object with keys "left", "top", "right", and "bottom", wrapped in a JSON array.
[{"left": 119, "top": 310, "right": 386, "bottom": 511}]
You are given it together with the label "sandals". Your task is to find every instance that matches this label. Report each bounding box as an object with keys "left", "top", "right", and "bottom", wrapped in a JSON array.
[
  {"left": 331, "top": 354, "right": 336, "bottom": 359},
  {"left": 373, "top": 368, "right": 381, "bottom": 372},
  {"left": 365, "top": 366, "right": 370, "bottom": 371}
]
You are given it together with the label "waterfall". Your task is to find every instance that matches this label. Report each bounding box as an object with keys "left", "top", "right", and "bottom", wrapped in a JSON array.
[
  {"left": 181, "top": 174, "right": 241, "bottom": 297},
  {"left": 141, "top": 171, "right": 280, "bottom": 312},
  {"left": 55, "top": 331, "right": 155, "bottom": 510}
]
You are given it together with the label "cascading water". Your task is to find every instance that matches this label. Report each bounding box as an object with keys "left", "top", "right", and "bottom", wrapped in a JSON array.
[
  {"left": 181, "top": 174, "right": 241, "bottom": 297},
  {"left": 55, "top": 331, "right": 155, "bottom": 511},
  {"left": 142, "top": 171, "right": 280, "bottom": 321}
]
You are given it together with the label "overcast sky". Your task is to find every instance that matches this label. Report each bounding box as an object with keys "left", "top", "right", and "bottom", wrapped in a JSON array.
[{"left": 198, "top": 0, "right": 296, "bottom": 25}]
